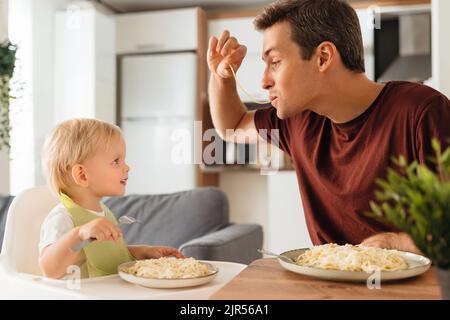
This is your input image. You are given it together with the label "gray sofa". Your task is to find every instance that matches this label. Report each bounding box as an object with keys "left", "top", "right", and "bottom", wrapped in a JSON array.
[
  {"left": 0, "top": 187, "right": 263, "bottom": 264},
  {"left": 0, "top": 194, "right": 14, "bottom": 252}
]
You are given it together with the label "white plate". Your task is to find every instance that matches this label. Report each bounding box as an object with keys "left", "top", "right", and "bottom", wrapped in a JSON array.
[
  {"left": 118, "top": 260, "right": 219, "bottom": 289},
  {"left": 278, "top": 248, "right": 431, "bottom": 282}
]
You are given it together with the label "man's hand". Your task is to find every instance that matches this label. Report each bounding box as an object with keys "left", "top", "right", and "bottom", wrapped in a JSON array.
[
  {"left": 360, "top": 232, "right": 422, "bottom": 255},
  {"left": 144, "top": 246, "right": 185, "bottom": 259},
  {"left": 208, "top": 30, "right": 247, "bottom": 79}
]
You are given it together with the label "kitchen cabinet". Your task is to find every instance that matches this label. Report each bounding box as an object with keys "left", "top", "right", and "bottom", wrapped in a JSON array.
[
  {"left": 116, "top": 8, "right": 199, "bottom": 54},
  {"left": 120, "top": 53, "right": 198, "bottom": 194},
  {"left": 116, "top": 7, "right": 217, "bottom": 192}
]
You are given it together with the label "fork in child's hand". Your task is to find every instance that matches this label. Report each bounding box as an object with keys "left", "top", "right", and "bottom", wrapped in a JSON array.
[{"left": 70, "top": 216, "right": 139, "bottom": 252}]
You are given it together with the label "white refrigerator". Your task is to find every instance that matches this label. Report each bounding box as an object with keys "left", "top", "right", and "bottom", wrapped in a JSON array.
[{"left": 120, "top": 52, "right": 197, "bottom": 194}]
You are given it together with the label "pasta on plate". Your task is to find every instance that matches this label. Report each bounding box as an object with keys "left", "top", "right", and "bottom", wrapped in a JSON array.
[
  {"left": 294, "top": 243, "right": 409, "bottom": 272},
  {"left": 123, "top": 257, "right": 214, "bottom": 279}
]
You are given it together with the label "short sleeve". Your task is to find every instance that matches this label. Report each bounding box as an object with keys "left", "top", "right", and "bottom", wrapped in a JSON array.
[
  {"left": 415, "top": 94, "right": 450, "bottom": 167},
  {"left": 254, "top": 107, "right": 292, "bottom": 155},
  {"left": 39, "top": 204, "right": 75, "bottom": 253}
]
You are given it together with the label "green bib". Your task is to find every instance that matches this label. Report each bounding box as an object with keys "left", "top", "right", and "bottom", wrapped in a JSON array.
[{"left": 60, "top": 193, "right": 135, "bottom": 278}]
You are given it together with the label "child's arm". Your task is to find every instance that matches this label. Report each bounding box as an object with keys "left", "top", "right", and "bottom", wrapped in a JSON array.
[
  {"left": 39, "top": 218, "right": 122, "bottom": 279},
  {"left": 128, "top": 245, "right": 185, "bottom": 260},
  {"left": 39, "top": 226, "right": 84, "bottom": 279}
]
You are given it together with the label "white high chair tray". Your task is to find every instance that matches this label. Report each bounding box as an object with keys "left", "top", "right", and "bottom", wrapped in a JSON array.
[{"left": 0, "top": 260, "right": 246, "bottom": 300}]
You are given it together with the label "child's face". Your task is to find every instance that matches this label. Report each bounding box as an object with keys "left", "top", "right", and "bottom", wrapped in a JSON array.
[{"left": 82, "top": 135, "right": 130, "bottom": 197}]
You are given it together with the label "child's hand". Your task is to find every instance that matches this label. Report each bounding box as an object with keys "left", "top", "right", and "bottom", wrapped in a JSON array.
[
  {"left": 144, "top": 246, "right": 185, "bottom": 259},
  {"left": 78, "top": 218, "right": 122, "bottom": 242}
]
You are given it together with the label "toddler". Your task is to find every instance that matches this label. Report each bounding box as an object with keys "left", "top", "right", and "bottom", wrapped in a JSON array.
[{"left": 39, "top": 118, "right": 184, "bottom": 279}]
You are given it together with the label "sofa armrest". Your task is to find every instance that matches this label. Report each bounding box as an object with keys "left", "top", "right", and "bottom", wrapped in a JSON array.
[{"left": 179, "top": 223, "right": 263, "bottom": 265}]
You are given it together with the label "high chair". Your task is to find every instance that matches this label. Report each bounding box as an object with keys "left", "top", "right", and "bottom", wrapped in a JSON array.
[{"left": 1, "top": 186, "right": 58, "bottom": 275}]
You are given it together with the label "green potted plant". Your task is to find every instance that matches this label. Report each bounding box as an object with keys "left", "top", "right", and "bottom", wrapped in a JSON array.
[
  {"left": 0, "top": 40, "right": 17, "bottom": 151},
  {"left": 366, "top": 138, "right": 450, "bottom": 299}
]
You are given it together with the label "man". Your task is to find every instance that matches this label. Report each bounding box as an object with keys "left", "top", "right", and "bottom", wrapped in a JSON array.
[{"left": 207, "top": 0, "right": 450, "bottom": 253}]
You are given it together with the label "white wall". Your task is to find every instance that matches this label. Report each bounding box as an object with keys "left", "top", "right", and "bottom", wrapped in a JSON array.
[
  {"left": 0, "top": 149, "right": 8, "bottom": 194},
  {"left": 54, "top": 2, "right": 116, "bottom": 124},
  {"left": 54, "top": 8, "right": 96, "bottom": 122},
  {"left": 94, "top": 10, "right": 116, "bottom": 123},
  {"left": 267, "top": 172, "right": 312, "bottom": 252},
  {"left": 432, "top": 0, "right": 450, "bottom": 97},
  {"left": 355, "top": 8, "right": 375, "bottom": 80},
  {"left": 9, "top": 0, "right": 36, "bottom": 194},
  {"left": 0, "top": 0, "right": 7, "bottom": 42},
  {"left": 220, "top": 171, "right": 269, "bottom": 249},
  {"left": 0, "top": 0, "right": 9, "bottom": 194},
  {"left": 32, "top": 0, "right": 73, "bottom": 187},
  {"left": 8, "top": 0, "right": 73, "bottom": 194},
  {"left": 7, "top": 0, "right": 114, "bottom": 194}
]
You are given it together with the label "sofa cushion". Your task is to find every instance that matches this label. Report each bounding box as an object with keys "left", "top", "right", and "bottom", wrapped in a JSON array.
[
  {"left": 180, "top": 223, "right": 263, "bottom": 264},
  {"left": 104, "top": 187, "right": 230, "bottom": 249},
  {"left": 0, "top": 194, "right": 15, "bottom": 251}
]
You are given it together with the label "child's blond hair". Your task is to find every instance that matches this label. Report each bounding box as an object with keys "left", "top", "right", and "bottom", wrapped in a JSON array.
[{"left": 42, "top": 118, "right": 123, "bottom": 194}]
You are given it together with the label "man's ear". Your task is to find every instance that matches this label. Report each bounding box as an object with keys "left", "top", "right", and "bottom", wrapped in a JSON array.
[
  {"left": 316, "top": 41, "right": 336, "bottom": 72},
  {"left": 71, "top": 164, "right": 89, "bottom": 187}
]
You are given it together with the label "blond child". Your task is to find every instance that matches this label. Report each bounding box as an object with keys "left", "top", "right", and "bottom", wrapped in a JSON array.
[{"left": 39, "top": 118, "right": 184, "bottom": 279}]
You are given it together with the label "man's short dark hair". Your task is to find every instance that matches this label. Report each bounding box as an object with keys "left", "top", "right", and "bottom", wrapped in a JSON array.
[{"left": 254, "top": 0, "right": 365, "bottom": 73}]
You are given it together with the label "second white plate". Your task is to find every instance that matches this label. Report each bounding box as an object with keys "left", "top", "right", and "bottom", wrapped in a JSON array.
[{"left": 278, "top": 248, "right": 431, "bottom": 282}]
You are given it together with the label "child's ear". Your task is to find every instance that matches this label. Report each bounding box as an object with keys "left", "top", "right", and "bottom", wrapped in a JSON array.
[{"left": 71, "top": 164, "right": 89, "bottom": 187}]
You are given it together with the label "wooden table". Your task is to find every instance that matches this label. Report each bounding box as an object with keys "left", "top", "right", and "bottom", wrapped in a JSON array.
[{"left": 210, "top": 258, "right": 442, "bottom": 300}]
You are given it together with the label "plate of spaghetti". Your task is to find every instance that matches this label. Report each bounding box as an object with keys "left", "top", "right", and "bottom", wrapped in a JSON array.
[
  {"left": 118, "top": 257, "right": 218, "bottom": 288},
  {"left": 278, "top": 243, "right": 431, "bottom": 282}
]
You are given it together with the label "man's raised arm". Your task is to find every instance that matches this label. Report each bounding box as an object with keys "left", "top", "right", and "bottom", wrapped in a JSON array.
[{"left": 207, "top": 30, "right": 259, "bottom": 144}]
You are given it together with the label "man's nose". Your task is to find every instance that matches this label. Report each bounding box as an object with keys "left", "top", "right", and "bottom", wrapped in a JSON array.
[{"left": 261, "top": 68, "right": 273, "bottom": 90}]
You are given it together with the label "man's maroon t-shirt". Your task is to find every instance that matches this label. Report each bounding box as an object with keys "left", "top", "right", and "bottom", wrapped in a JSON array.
[{"left": 254, "top": 81, "right": 450, "bottom": 245}]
